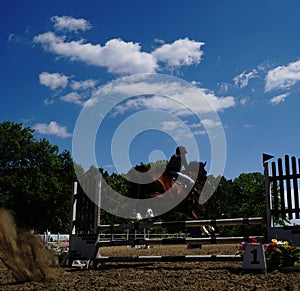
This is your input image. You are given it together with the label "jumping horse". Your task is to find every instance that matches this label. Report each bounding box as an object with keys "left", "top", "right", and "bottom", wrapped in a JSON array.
[{"left": 129, "top": 161, "right": 214, "bottom": 235}]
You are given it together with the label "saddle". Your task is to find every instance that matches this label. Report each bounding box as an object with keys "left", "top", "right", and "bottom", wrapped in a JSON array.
[{"left": 156, "top": 174, "right": 196, "bottom": 204}]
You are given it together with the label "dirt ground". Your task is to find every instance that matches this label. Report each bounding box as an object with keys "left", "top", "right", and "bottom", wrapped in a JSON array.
[{"left": 1, "top": 244, "right": 300, "bottom": 291}]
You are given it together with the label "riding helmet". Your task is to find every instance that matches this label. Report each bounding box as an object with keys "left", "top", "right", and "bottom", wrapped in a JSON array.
[{"left": 176, "top": 146, "right": 188, "bottom": 155}]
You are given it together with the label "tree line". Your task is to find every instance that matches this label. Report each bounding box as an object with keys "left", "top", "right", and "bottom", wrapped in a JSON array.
[{"left": 0, "top": 121, "right": 266, "bottom": 235}]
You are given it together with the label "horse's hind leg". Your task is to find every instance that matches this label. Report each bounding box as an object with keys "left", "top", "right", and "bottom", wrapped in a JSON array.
[
  {"left": 195, "top": 203, "right": 207, "bottom": 218},
  {"left": 191, "top": 196, "right": 216, "bottom": 236},
  {"left": 191, "top": 209, "right": 200, "bottom": 220}
]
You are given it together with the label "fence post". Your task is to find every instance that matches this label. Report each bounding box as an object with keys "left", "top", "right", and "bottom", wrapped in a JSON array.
[
  {"left": 264, "top": 160, "right": 272, "bottom": 242},
  {"left": 70, "top": 182, "right": 78, "bottom": 235},
  {"left": 93, "top": 174, "right": 102, "bottom": 233}
]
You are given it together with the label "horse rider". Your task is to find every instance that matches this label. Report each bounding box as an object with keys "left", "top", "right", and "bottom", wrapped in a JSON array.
[
  {"left": 165, "top": 146, "right": 207, "bottom": 222},
  {"left": 165, "top": 146, "right": 195, "bottom": 192}
]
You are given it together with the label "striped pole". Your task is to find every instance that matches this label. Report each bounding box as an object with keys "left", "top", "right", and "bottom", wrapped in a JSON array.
[
  {"left": 97, "top": 236, "right": 265, "bottom": 247},
  {"left": 94, "top": 255, "right": 242, "bottom": 264},
  {"left": 98, "top": 217, "right": 265, "bottom": 231}
]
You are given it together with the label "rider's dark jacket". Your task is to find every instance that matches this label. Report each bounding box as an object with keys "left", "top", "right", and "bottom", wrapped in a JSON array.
[{"left": 165, "top": 154, "right": 188, "bottom": 173}]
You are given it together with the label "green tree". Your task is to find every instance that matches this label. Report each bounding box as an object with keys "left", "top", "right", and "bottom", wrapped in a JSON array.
[
  {"left": 233, "top": 172, "right": 266, "bottom": 218},
  {"left": 204, "top": 173, "right": 266, "bottom": 236},
  {"left": 0, "top": 121, "right": 76, "bottom": 233},
  {"left": 204, "top": 176, "right": 237, "bottom": 219}
]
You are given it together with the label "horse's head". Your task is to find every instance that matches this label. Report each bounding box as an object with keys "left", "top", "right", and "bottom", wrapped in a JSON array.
[{"left": 186, "top": 161, "right": 207, "bottom": 185}]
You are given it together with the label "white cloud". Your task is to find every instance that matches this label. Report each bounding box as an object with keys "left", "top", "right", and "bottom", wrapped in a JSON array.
[
  {"left": 201, "top": 119, "right": 222, "bottom": 129},
  {"left": 191, "top": 80, "right": 202, "bottom": 86},
  {"left": 269, "top": 93, "right": 289, "bottom": 105},
  {"left": 34, "top": 16, "right": 234, "bottom": 117},
  {"left": 106, "top": 81, "right": 235, "bottom": 116},
  {"left": 34, "top": 19, "right": 205, "bottom": 75},
  {"left": 60, "top": 92, "right": 84, "bottom": 105},
  {"left": 265, "top": 60, "right": 300, "bottom": 91},
  {"left": 203, "top": 90, "right": 235, "bottom": 112},
  {"left": 189, "top": 123, "right": 207, "bottom": 135},
  {"left": 218, "top": 82, "right": 230, "bottom": 92},
  {"left": 33, "top": 32, "right": 158, "bottom": 75},
  {"left": 39, "top": 72, "right": 69, "bottom": 90},
  {"left": 100, "top": 38, "right": 158, "bottom": 74},
  {"left": 71, "top": 79, "right": 97, "bottom": 90},
  {"left": 8, "top": 33, "right": 21, "bottom": 43},
  {"left": 233, "top": 69, "right": 258, "bottom": 88},
  {"left": 161, "top": 120, "right": 193, "bottom": 140},
  {"left": 154, "top": 38, "right": 165, "bottom": 45},
  {"left": 152, "top": 38, "right": 204, "bottom": 69},
  {"left": 33, "top": 121, "right": 72, "bottom": 138},
  {"left": 51, "top": 16, "right": 92, "bottom": 32},
  {"left": 188, "top": 120, "right": 223, "bottom": 136},
  {"left": 239, "top": 98, "right": 248, "bottom": 105},
  {"left": 161, "top": 120, "right": 182, "bottom": 130},
  {"left": 43, "top": 98, "right": 55, "bottom": 105}
]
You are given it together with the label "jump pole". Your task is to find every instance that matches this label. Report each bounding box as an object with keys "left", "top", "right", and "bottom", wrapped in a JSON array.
[
  {"left": 93, "top": 255, "right": 242, "bottom": 265},
  {"left": 97, "top": 236, "right": 265, "bottom": 247},
  {"left": 98, "top": 217, "right": 265, "bottom": 231}
]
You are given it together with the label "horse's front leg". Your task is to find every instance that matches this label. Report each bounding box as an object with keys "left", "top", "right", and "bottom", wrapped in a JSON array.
[
  {"left": 191, "top": 189, "right": 207, "bottom": 218},
  {"left": 191, "top": 189, "right": 216, "bottom": 236}
]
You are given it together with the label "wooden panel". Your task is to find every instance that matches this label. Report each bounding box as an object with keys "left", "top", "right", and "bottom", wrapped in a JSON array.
[
  {"left": 277, "top": 158, "right": 286, "bottom": 220},
  {"left": 271, "top": 161, "right": 279, "bottom": 220},
  {"left": 292, "top": 156, "right": 300, "bottom": 219},
  {"left": 285, "top": 155, "right": 293, "bottom": 219},
  {"left": 75, "top": 177, "right": 98, "bottom": 234}
]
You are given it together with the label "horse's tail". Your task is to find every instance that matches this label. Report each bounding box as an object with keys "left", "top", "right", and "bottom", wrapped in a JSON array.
[{"left": 128, "top": 167, "right": 168, "bottom": 199}]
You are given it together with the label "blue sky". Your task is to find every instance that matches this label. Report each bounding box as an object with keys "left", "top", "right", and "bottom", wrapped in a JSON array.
[{"left": 2, "top": 0, "right": 300, "bottom": 179}]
